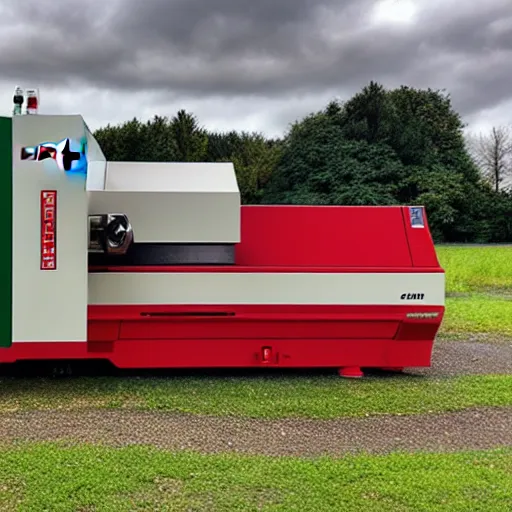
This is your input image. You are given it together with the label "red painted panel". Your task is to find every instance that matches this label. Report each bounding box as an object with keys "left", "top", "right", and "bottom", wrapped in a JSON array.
[
  {"left": 401, "top": 206, "right": 441, "bottom": 267},
  {"left": 0, "top": 338, "right": 435, "bottom": 369},
  {"left": 384, "top": 341, "right": 435, "bottom": 367},
  {"left": 235, "top": 206, "right": 413, "bottom": 267},
  {"left": 88, "top": 304, "right": 444, "bottom": 320},
  {"left": 0, "top": 304, "right": 442, "bottom": 370},
  {"left": 395, "top": 317, "right": 444, "bottom": 341},
  {"left": 118, "top": 319, "right": 400, "bottom": 340},
  {"left": 89, "top": 205, "right": 443, "bottom": 273},
  {"left": 88, "top": 321, "right": 119, "bottom": 341},
  {"left": 106, "top": 339, "right": 393, "bottom": 369}
]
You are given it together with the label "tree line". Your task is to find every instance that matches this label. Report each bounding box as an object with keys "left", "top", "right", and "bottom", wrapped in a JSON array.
[{"left": 94, "top": 82, "right": 512, "bottom": 243}]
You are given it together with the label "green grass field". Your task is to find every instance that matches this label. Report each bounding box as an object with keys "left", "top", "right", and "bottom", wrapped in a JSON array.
[
  {"left": 0, "top": 444, "right": 510, "bottom": 512},
  {"left": 436, "top": 246, "right": 512, "bottom": 293},
  {"left": 443, "top": 294, "right": 512, "bottom": 335},
  {"left": 437, "top": 246, "right": 512, "bottom": 335},
  {"left": 2, "top": 374, "right": 512, "bottom": 418}
]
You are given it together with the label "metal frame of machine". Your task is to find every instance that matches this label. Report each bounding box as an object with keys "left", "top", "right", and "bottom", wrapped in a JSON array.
[{"left": 0, "top": 111, "right": 445, "bottom": 378}]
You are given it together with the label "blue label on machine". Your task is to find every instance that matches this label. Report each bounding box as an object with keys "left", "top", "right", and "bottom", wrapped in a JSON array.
[{"left": 409, "top": 207, "right": 425, "bottom": 228}]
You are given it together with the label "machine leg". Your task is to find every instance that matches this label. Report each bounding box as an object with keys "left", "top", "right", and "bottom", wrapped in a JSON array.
[{"left": 338, "top": 366, "right": 363, "bottom": 378}]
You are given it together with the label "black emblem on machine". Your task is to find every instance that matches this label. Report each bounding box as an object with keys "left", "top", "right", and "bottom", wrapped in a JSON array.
[{"left": 400, "top": 293, "right": 425, "bottom": 300}]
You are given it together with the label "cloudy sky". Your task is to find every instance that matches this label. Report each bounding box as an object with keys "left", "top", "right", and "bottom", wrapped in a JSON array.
[{"left": 0, "top": 0, "right": 511, "bottom": 137}]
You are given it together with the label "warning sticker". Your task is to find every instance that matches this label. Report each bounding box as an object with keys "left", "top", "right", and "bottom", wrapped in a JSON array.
[
  {"left": 409, "top": 207, "right": 425, "bottom": 228},
  {"left": 40, "top": 190, "right": 57, "bottom": 270}
]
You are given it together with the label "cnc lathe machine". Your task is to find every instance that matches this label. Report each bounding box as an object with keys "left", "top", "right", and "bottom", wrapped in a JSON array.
[{"left": 0, "top": 111, "right": 445, "bottom": 377}]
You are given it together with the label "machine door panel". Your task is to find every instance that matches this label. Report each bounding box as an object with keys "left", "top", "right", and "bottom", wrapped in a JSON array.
[{"left": 118, "top": 318, "right": 401, "bottom": 340}]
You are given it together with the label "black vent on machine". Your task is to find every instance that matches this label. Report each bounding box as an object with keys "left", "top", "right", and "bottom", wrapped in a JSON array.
[{"left": 88, "top": 243, "right": 235, "bottom": 266}]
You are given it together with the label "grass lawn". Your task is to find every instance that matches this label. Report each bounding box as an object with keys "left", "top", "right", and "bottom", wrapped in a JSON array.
[
  {"left": 2, "top": 373, "right": 512, "bottom": 418},
  {"left": 442, "top": 295, "right": 512, "bottom": 335},
  {"left": 436, "top": 246, "right": 512, "bottom": 336},
  {"left": 0, "top": 443, "right": 510, "bottom": 512},
  {"left": 436, "top": 246, "right": 512, "bottom": 293}
]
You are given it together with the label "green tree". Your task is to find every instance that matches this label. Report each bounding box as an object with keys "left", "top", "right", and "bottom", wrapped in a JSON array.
[
  {"left": 386, "top": 86, "right": 481, "bottom": 183},
  {"left": 140, "top": 115, "right": 178, "bottom": 162},
  {"left": 262, "top": 109, "right": 404, "bottom": 206},
  {"left": 263, "top": 82, "right": 502, "bottom": 241},
  {"left": 94, "top": 118, "right": 145, "bottom": 161},
  {"left": 95, "top": 112, "right": 206, "bottom": 162},
  {"left": 170, "top": 110, "right": 208, "bottom": 162},
  {"left": 340, "top": 81, "right": 395, "bottom": 144},
  {"left": 92, "top": 87, "right": 512, "bottom": 243},
  {"left": 206, "top": 131, "right": 244, "bottom": 162},
  {"left": 229, "top": 132, "right": 281, "bottom": 203}
]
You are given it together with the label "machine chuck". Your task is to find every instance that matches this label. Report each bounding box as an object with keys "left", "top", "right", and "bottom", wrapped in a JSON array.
[{"left": 88, "top": 214, "right": 133, "bottom": 255}]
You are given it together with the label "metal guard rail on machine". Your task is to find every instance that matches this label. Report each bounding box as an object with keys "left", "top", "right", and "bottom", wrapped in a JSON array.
[{"left": 0, "top": 88, "right": 446, "bottom": 378}]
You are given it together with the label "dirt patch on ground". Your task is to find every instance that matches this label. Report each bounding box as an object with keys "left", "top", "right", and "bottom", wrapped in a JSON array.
[
  {"left": 437, "top": 333, "right": 512, "bottom": 345},
  {"left": 1, "top": 407, "right": 511, "bottom": 457},
  {"left": 406, "top": 340, "right": 512, "bottom": 377}
]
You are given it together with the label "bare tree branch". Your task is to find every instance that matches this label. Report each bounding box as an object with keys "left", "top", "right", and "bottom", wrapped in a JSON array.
[{"left": 466, "top": 125, "right": 512, "bottom": 192}]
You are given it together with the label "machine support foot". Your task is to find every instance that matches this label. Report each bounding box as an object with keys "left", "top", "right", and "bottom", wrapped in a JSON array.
[{"left": 338, "top": 366, "right": 363, "bottom": 378}]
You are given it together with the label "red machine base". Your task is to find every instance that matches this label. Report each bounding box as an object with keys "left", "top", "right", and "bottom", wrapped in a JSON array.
[
  {"left": 1, "top": 339, "right": 435, "bottom": 369},
  {"left": 0, "top": 304, "right": 444, "bottom": 375}
]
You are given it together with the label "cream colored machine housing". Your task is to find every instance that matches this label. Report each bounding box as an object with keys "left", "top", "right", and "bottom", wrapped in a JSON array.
[
  {"left": 87, "top": 162, "right": 241, "bottom": 243},
  {"left": 12, "top": 115, "right": 91, "bottom": 342},
  {"left": 11, "top": 112, "right": 240, "bottom": 343}
]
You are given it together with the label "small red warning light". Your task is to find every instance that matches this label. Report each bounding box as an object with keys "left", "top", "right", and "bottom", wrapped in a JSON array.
[{"left": 26, "top": 88, "right": 39, "bottom": 114}]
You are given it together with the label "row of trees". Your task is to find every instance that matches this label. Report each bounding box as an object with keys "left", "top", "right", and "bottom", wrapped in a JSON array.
[{"left": 94, "top": 82, "right": 512, "bottom": 243}]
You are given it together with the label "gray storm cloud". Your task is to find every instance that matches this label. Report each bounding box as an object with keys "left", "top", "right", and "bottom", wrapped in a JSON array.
[{"left": 0, "top": 0, "right": 511, "bottom": 120}]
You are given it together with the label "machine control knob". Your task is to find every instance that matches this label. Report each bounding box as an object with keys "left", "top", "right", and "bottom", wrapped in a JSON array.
[{"left": 88, "top": 213, "right": 134, "bottom": 255}]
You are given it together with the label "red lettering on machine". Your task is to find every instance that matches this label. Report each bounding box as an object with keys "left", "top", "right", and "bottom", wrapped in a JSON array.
[{"left": 40, "top": 190, "right": 57, "bottom": 270}]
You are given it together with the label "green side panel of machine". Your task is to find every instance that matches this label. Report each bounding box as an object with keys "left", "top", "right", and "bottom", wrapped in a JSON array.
[{"left": 0, "top": 117, "right": 12, "bottom": 348}]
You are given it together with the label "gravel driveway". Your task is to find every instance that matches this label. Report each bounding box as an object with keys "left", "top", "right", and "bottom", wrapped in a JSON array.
[
  {"left": 407, "top": 340, "right": 512, "bottom": 377},
  {"left": 1, "top": 407, "right": 511, "bottom": 457}
]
